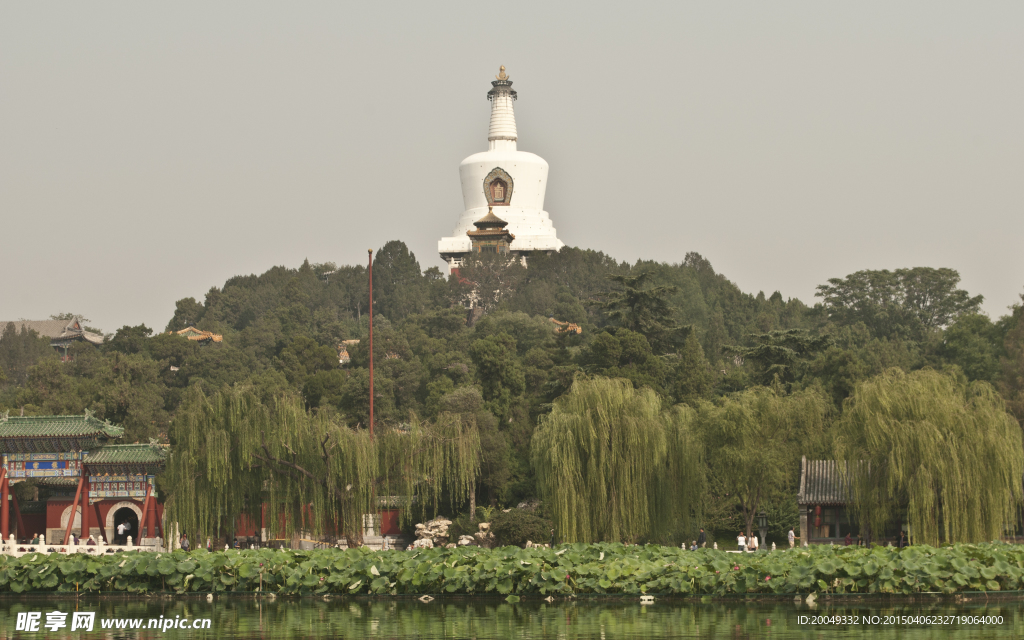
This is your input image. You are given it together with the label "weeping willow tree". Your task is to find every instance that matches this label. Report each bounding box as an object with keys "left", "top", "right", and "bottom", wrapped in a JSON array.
[
  {"left": 375, "top": 410, "right": 480, "bottom": 518},
  {"left": 836, "top": 368, "right": 1023, "bottom": 546},
  {"left": 532, "top": 376, "right": 705, "bottom": 543},
  {"left": 695, "top": 386, "right": 830, "bottom": 539},
  {"left": 163, "top": 384, "right": 479, "bottom": 543}
]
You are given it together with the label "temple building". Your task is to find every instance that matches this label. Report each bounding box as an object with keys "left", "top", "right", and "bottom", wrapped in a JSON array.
[
  {"left": 467, "top": 207, "right": 515, "bottom": 255},
  {"left": 0, "top": 317, "right": 104, "bottom": 361},
  {"left": 0, "top": 413, "right": 166, "bottom": 545},
  {"left": 438, "top": 66, "right": 564, "bottom": 271},
  {"left": 169, "top": 326, "right": 223, "bottom": 345}
]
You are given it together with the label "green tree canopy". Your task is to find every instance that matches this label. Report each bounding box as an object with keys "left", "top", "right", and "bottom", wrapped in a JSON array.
[
  {"left": 373, "top": 240, "right": 428, "bottom": 322},
  {"left": 602, "top": 271, "right": 688, "bottom": 354},
  {"left": 469, "top": 332, "right": 525, "bottom": 422},
  {"left": 939, "top": 313, "right": 1004, "bottom": 382},
  {"left": 532, "top": 376, "right": 704, "bottom": 543},
  {"left": 166, "top": 297, "right": 206, "bottom": 332},
  {"left": 106, "top": 324, "right": 154, "bottom": 356},
  {"left": 816, "top": 267, "right": 983, "bottom": 339},
  {"left": 0, "top": 323, "right": 55, "bottom": 388},
  {"left": 999, "top": 295, "right": 1024, "bottom": 426},
  {"left": 728, "top": 329, "right": 833, "bottom": 387},
  {"left": 837, "top": 368, "right": 1023, "bottom": 545},
  {"left": 667, "top": 331, "right": 714, "bottom": 405},
  {"left": 693, "top": 386, "right": 829, "bottom": 538}
]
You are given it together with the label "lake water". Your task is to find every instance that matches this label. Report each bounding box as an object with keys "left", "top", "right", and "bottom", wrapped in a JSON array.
[{"left": 0, "top": 596, "right": 1021, "bottom": 638}]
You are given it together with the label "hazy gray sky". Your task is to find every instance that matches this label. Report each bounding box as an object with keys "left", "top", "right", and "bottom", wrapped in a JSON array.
[{"left": 2, "top": 1, "right": 1021, "bottom": 333}]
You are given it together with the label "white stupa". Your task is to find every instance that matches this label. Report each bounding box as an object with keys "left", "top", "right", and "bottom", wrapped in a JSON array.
[{"left": 438, "top": 66, "right": 564, "bottom": 271}]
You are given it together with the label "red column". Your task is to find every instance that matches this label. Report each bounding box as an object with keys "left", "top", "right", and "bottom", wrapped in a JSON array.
[
  {"left": 80, "top": 477, "right": 90, "bottom": 540},
  {"left": 0, "top": 467, "right": 8, "bottom": 542},
  {"left": 93, "top": 502, "right": 104, "bottom": 540},
  {"left": 368, "top": 248, "right": 375, "bottom": 438},
  {"left": 62, "top": 476, "right": 85, "bottom": 545},
  {"left": 148, "top": 495, "right": 156, "bottom": 539},
  {"left": 140, "top": 483, "right": 152, "bottom": 539},
  {"left": 12, "top": 494, "right": 26, "bottom": 541}
]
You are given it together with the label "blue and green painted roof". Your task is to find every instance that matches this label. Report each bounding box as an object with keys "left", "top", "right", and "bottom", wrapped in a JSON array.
[
  {"left": 0, "top": 414, "right": 124, "bottom": 453},
  {"left": 84, "top": 444, "right": 167, "bottom": 466}
]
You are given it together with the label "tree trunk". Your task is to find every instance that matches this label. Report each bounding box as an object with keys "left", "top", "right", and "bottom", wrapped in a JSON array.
[{"left": 469, "top": 486, "right": 476, "bottom": 523}]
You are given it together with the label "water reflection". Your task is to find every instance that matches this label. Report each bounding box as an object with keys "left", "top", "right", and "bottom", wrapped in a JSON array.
[{"left": 0, "top": 597, "right": 1020, "bottom": 638}]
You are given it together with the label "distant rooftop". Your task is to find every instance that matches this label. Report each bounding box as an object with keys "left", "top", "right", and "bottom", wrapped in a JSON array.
[
  {"left": 171, "top": 326, "right": 223, "bottom": 343},
  {"left": 0, "top": 317, "right": 103, "bottom": 346}
]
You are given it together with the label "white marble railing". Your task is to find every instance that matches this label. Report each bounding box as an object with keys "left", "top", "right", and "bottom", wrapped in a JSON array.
[{"left": 0, "top": 535, "right": 165, "bottom": 557}]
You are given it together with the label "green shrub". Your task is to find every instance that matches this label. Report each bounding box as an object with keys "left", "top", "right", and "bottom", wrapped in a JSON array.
[
  {"left": 490, "top": 509, "right": 553, "bottom": 548},
  {"left": 447, "top": 513, "right": 477, "bottom": 540}
]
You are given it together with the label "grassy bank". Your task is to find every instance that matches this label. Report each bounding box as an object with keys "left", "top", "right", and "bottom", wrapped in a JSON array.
[{"left": 1, "top": 543, "right": 1022, "bottom": 597}]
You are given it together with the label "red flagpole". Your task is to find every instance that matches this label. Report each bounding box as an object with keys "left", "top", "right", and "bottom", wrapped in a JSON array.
[{"left": 368, "top": 249, "right": 374, "bottom": 439}]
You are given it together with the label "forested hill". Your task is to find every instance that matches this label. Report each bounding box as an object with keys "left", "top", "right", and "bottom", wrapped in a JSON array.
[
  {"left": 1, "top": 241, "right": 1021, "bottom": 508},
  {"left": 165, "top": 244, "right": 816, "bottom": 367}
]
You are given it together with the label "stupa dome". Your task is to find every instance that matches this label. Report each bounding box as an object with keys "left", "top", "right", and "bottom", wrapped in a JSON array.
[{"left": 439, "top": 67, "right": 564, "bottom": 269}]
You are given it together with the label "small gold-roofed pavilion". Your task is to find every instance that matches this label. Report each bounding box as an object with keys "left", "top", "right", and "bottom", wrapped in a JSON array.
[
  {"left": 467, "top": 207, "right": 515, "bottom": 255},
  {"left": 170, "top": 326, "right": 223, "bottom": 344}
]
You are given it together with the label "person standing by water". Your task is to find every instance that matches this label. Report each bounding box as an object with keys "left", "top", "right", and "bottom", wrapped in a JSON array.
[
  {"left": 737, "top": 533, "right": 746, "bottom": 552},
  {"left": 549, "top": 529, "right": 556, "bottom": 548},
  {"left": 787, "top": 528, "right": 795, "bottom": 549},
  {"left": 697, "top": 528, "right": 707, "bottom": 548}
]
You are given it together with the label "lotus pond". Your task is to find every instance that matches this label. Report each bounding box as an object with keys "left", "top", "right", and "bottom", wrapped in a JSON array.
[
  {"left": 3, "top": 542, "right": 1024, "bottom": 597},
  {"left": 0, "top": 596, "right": 1022, "bottom": 638}
]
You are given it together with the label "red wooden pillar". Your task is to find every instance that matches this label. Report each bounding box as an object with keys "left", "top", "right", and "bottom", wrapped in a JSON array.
[
  {"left": 139, "top": 483, "right": 152, "bottom": 538},
  {"left": 368, "top": 248, "right": 375, "bottom": 438},
  {"left": 80, "top": 477, "right": 90, "bottom": 540},
  {"left": 11, "top": 495, "right": 26, "bottom": 541},
  {"left": 62, "top": 476, "right": 85, "bottom": 545},
  {"left": 93, "top": 502, "right": 104, "bottom": 540},
  {"left": 0, "top": 467, "right": 8, "bottom": 542},
  {"left": 145, "top": 493, "right": 152, "bottom": 539}
]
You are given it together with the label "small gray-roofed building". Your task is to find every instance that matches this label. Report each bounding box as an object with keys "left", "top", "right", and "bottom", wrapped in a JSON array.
[
  {"left": 798, "top": 456, "right": 860, "bottom": 544},
  {"left": 0, "top": 317, "right": 103, "bottom": 359}
]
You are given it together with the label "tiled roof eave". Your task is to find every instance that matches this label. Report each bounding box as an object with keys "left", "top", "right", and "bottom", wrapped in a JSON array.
[
  {"left": 83, "top": 444, "right": 168, "bottom": 466},
  {"left": 797, "top": 458, "right": 864, "bottom": 506}
]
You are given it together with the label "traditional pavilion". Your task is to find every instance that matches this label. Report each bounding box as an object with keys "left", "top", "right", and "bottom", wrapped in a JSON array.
[
  {"left": 0, "top": 413, "right": 166, "bottom": 545},
  {"left": 170, "top": 326, "right": 223, "bottom": 344},
  {"left": 467, "top": 207, "right": 515, "bottom": 255},
  {"left": 438, "top": 66, "right": 564, "bottom": 271},
  {"left": 0, "top": 317, "right": 104, "bottom": 361}
]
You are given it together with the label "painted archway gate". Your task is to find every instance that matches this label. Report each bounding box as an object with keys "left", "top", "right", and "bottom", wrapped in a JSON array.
[
  {"left": 0, "top": 415, "right": 167, "bottom": 544},
  {"left": 104, "top": 501, "right": 144, "bottom": 543}
]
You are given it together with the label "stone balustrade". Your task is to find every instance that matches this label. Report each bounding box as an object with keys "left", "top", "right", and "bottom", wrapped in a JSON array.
[{"left": 0, "top": 534, "right": 165, "bottom": 557}]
